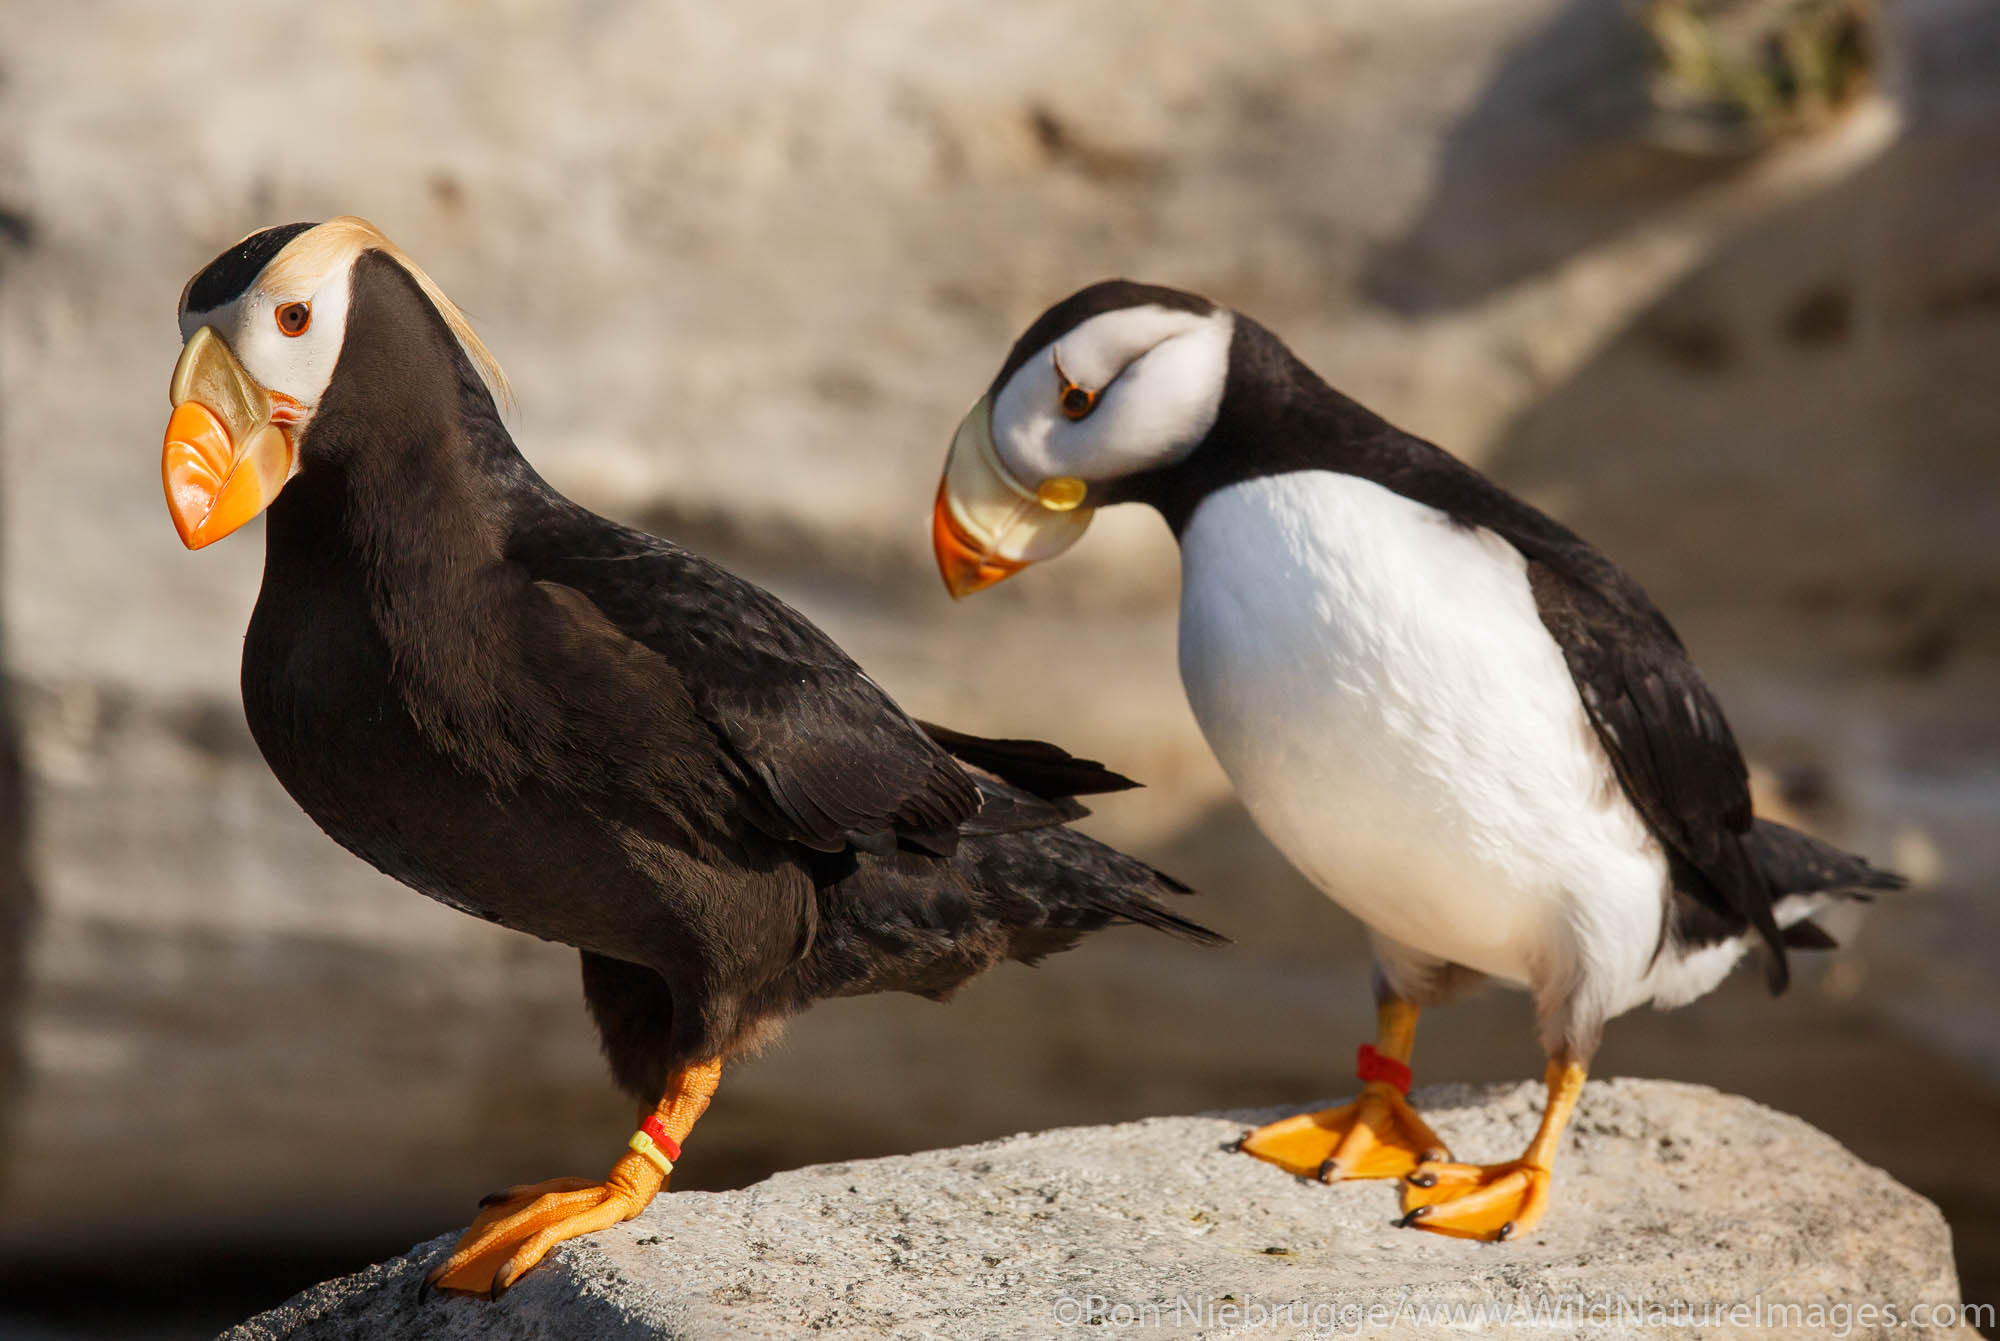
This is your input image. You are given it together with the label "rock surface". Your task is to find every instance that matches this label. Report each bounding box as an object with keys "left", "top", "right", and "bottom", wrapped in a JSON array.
[{"left": 227, "top": 1081, "right": 1966, "bottom": 1340}]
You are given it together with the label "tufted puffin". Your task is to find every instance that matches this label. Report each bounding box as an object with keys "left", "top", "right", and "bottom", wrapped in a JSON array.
[
  {"left": 932, "top": 280, "right": 1901, "bottom": 1243},
  {"left": 159, "top": 224, "right": 1218, "bottom": 1296}
]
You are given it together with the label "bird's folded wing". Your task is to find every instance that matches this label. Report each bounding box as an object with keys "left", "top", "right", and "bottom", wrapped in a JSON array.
[
  {"left": 1520, "top": 552, "right": 1786, "bottom": 988},
  {"left": 524, "top": 543, "right": 979, "bottom": 856},
  {"left": 1379, "top": 439, "right": 1786, "bottom": 987}
]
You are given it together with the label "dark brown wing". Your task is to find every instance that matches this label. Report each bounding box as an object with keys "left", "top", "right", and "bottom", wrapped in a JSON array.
[{"left": 522, "top": 533, "right": 978, "bottom": 857}]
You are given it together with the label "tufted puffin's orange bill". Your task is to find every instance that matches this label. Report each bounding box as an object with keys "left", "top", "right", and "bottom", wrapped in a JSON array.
[
  {"left": 931, "top": 394, "right": 1093, "bottom": 598},
  {"left": 162, "top": 325, "right": 300, "bottom": 549}
]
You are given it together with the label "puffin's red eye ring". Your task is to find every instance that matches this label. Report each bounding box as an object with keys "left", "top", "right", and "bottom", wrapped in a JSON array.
[{"left": 275, "top": 301, "right": 312, "bottom": 337}]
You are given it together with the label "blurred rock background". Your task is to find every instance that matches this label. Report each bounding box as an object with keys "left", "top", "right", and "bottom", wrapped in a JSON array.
[{"left": 0, "top": 0, "right": 1993, "bottom": 1335}]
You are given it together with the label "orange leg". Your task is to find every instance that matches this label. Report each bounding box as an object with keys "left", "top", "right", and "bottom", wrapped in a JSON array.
[
  {"left": 1398, "top": 1056, "right": 1585, "bottom": 1242},
  {"left": 424, "top": 1058, "right": 723, "bottom": 1299},
  {"left": 1238, "top": 999, "right": 1452, "bottom": 1181}
]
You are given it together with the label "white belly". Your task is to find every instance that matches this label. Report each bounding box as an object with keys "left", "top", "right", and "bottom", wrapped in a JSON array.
[{"left": 1176, "top": 473, "right": 1665, "bottom": 990}]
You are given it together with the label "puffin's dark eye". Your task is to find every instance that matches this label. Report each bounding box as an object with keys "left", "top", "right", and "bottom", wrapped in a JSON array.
[
  {"left": 275, "top": 301, "right": 312, "bottom": 337},
  {"left": 1052, "top": 348, "right": 1098, "bottom": 421}
]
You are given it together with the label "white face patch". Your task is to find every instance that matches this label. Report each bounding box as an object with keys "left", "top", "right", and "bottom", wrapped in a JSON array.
[
  {"left": 174, "top": 216, "right": 510, "bottom": 420},
  {"left": 179, "top": 255, "right": 356, "bottom": 410},
  {"left": 989, "top": 305, "right": 1232, "bottom": 488}
]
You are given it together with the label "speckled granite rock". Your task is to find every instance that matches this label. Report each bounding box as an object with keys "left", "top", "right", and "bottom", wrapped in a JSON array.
[{"left": 225, "top": 1079, "right": 1967, "bottom": 1340}]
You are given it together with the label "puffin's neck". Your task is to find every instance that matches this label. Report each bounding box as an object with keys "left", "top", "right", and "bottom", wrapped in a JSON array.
[
  {"left": 261, "top": 320, "right": 562, "bottom": 733},
  {"left": 258, "top": 366, "right": 564, "bottom": 775},
  {"left": 270, "top": 362, "right": 538, "bottom": 589},
  {"left": 272, "top": 245, "right": 560, "bottom": 596}
]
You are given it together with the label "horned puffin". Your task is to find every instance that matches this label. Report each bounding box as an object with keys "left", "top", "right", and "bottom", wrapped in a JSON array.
[
  {"left": 933, "top": 280, "right": 1900, "bottom": 1242},
  {"left": 158, "top": 224, "right": 1218, "bottom": 1296}
]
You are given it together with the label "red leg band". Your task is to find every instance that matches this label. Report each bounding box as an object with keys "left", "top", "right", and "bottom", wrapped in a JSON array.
[
  {"left": 640, "top": 1115, "right": 682, "bottom": 1162},
  {"left": 1356, "top": 1044, "right": 1413, "bottom": 1096}
]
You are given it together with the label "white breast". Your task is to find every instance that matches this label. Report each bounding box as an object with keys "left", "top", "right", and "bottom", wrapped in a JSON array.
[{"left": 1176, "top": 472, "right": 1666, "bottom": 993}]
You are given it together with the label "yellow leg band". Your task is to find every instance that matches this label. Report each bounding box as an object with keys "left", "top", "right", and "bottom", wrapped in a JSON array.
[{"left": 628, "top": 1130, "right": 675, "bottom": 1178}]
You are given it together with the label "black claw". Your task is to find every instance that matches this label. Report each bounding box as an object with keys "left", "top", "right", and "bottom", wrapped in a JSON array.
[
  {"left": 417, "top": 1272, "right": 439, "bottom": 1304},
  {"left": 478, "top": 1189, "right": 510, "bottom": 1208},
  {"left": 1420, "top": 1147, "right": 1449, "bottom": 1164},
  {"left": 1496, "top": 1221, "right": 1515, "bottom": 1242},
  {"left": 1315, "top": 1158, "right": 1340, "bottom": 1183},
  {"left": 1407, "top": 1170, "right": 1437, "bottom": 1188},
  {"left": 1398, "top": 1205, "right": 1431, "bottom": 1228}
]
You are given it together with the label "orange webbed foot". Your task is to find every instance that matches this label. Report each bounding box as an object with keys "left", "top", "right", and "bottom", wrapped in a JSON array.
[
  {"left": 1239, "top": 1080, "right": 1452, "bottom": 1182},
  {"left": 1398, "top": 1156, "right": 1552, "bottom": 1242},
  {"left": 422, "top": 1161, "right": 660, "bottom": 1299}
]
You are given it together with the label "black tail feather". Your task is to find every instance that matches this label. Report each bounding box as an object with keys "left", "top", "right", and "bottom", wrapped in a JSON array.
[
  {"left": 919, "top": 721, "right": 1142, "bottom": 799},
  {"left": 1747, "top": 818, "right": 1906, "bottom": 897},
  {"left": 1780, "top": 918, "right": 1841, "bottom": 951},
  {"left": 968, "top": 821, "right": 1222, "bottom": 960}
]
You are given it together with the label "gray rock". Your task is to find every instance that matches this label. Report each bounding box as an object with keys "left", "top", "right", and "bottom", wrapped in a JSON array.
[{"left": 227, "top": 1080, "right": 1967, "bottom": 1340}]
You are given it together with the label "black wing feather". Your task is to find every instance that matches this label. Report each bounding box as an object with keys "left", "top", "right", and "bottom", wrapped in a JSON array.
[
  {"left": 1375, "top": 438, "right": 1790, "bottom": 990},
  {"left": 1524, "top": 558, "right": 1785, "bottom": 989},
  {"left": 916, "top": 721, "right": 1141, "bottom": 799},
  {"left": 518, "top": 524, "right": 980, "bottom": 855},
  {"left": 917, "top": 721, "right": 1146, "bottom": 836}
]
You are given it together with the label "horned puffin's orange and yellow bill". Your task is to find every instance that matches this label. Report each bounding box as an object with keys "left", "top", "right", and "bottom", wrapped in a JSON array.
[
  {"left": 931, "top": 394, "right": 1094, "bottom": 598},
  {"left": 161, "top": 325, "right": 300, "bottom": 549}
]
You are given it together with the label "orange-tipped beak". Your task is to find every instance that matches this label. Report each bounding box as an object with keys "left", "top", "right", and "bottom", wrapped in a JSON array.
[
  {"left": 931, "top": 396, "right": 1093, "bottom": 599},
  {"left": 161, "top": 327, "right": 298, "bottom": 549},
  {"left": 932, "top": 478, "right": 1028, "bottom": 598}
]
